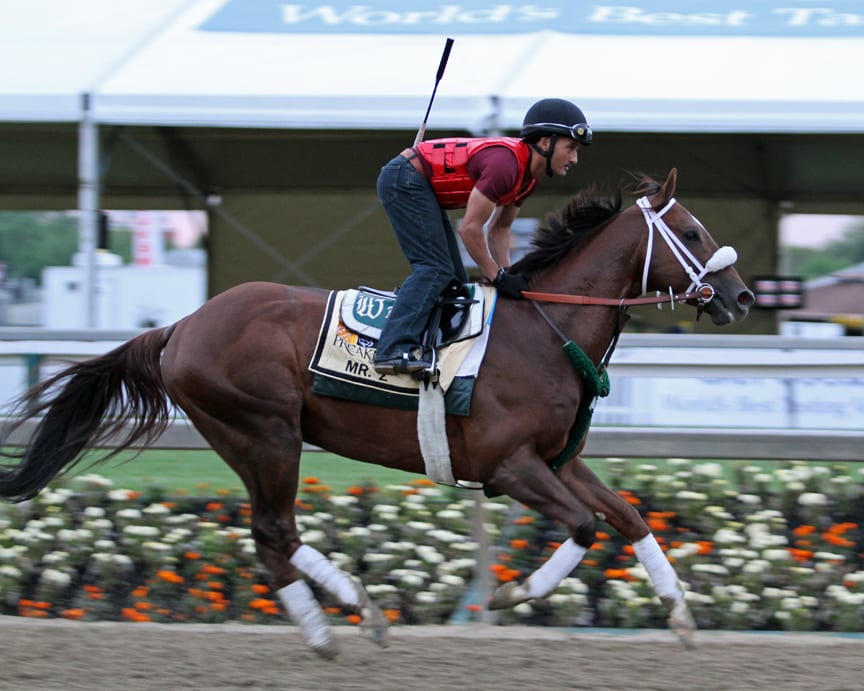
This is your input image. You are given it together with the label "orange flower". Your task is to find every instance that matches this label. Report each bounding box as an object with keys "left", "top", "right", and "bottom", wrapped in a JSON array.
[
  {"left": 583, "top": 559, "right": 598, "bottom": 567},
  {"left": 83, "top": 584, "right": 102, "bottom": 593},
  {"left": 346, "top": 614, "right": 362, "bottom": 625},
  {"left": 205, "top": 502, "right": 224, "bottom": 512},
  {"left": 617, "top": 489, "right": 642, "bottom": 506},
  {"left": 384, "top": 609, "right": 401, "bottom": 623},
  {"left": 466, "top": 604, "right": 483, "bottom": 613},
  {"left": 248, "top": 598, "right": 277, "bottom": 611},
  {"left": 647, "top": 517, "right": 669, "bottom": 532},
  {"left": 185, "top": 551, "right": 202, "bottom": 561},
  {"left": 596, "top": 531, "right": 611, "bottom": 541},
  {"left": 251, "top": 584, "right": 270, "bottom": 595},
  {"left": 156, "top": 569, "right": 185, "bottom": 584},
  {"left": 793, "top": 524, "right": 817, "bottom": 537},
  {"left": 121, "top": 607, "right": 151, "bottom": 622},
  {"left": 201, "top": 564, "right": 227, "bottom": 576},
  {"left": 324, "top": 606, "right": 341, "bottom": 615},
  {"left": 696, "top": 541, "right": 714, "bottom": 556},
  {"left": 135, "top": 601, "right": 153, "bottom": 611},
  {"left": 822, "top": 532, "right": 855, "bottom": 548},
  {"left": 510, "top": 539, "right": 529, "bottom": 550},
  {"left": 514, "top": 516, "right": 536, "bottom": 526},
  {"left": 410, "top": 478, "right": 437, "bottom": 487},
  {"left": 60, "top": 608, "right": 86, "bottom": 621},
  {"left": 788, "top": 547, "right": 814, "bottom": 563},
  {"left": 302, "top": 477, "right": 320, "bottom": 485},
  {"left": 347, "top": 485, "right": 366, "bottom": 496},
  {"left": 621, "top": 544, "right": 635, "bottom": 556},
  {"left": 131, "top": 586, "right": 150, "bottom": 599}
]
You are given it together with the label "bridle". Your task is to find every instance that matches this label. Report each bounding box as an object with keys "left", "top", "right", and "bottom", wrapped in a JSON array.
[
  {"left": 522, "top": 196, "right": 739, "bottom": 309},
  {"left": 521, "top": 195, "right": 741, "bottom": 368}
]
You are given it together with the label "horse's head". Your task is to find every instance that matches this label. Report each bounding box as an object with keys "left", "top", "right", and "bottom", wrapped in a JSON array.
[{"left": 637, "top": 169, "right": 755, "bottom": 325}]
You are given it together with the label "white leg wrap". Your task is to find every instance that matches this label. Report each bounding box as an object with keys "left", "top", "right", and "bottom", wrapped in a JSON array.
[
  {"left": 633, "top": 533, "right": 682, "bottom": 601},
  {"left": 521, "top": 538, "right": 588, "bottom": 600},
  {"left": 290, "top": 544, "right": 360, "bottom": 607},
  {"left": 276, "top": 580, "right": 333, "bottom": 652}
]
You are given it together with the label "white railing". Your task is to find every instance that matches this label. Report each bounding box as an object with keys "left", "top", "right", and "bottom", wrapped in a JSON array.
[{"left": 1, "top": 329, "right": 862, "bottom": 461}]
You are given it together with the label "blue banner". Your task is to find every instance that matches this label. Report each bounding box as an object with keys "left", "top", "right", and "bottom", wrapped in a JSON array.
[{"left": 199, "top": 1, "right": 864, "bottom": 36}]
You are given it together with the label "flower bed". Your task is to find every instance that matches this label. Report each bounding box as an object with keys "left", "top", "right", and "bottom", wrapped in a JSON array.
[{"left": 1, "top": 459, "right": 862, "bottom": 631}]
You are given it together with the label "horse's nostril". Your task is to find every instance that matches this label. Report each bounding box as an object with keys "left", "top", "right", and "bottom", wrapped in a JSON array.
[{"left": 738, "top": 289, "right": 756, "bottom": 307}]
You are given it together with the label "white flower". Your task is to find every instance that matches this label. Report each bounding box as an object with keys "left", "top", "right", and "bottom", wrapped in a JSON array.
[
  {"left": 742, "top": 559, "right": 770, "bottom": 574},
  {"left": 513, "top": 602, "right": 533, "bottom": 616},
  {"left": 692, "top": 563, "right": 729, "bottom": 576},
  {"left": 82, "top": 506, "right": 105, "bottom": 518},
  {"left": 714, "top": 528, "right": 746, "bottom": 545},
  {"left": 122, "top": 525, "right": 160, "bottom": 538},
  {"left": 762, "top": 548, "right": 792, "bottom": 561},
  {"left": 694, "top": 463, "right": 722, "bottom": 478},
  {"left": 415, "top": 591, "right": 438, "bottom": 604},
  {"left": 39, "top": 568, "right": 71, "bottom": 586},
  {"left": 142, "top": 503, "right": 171, "bottom": 515},
  {"left": 736, "top": 494, "right": 761, "bottom": 505},
  {"left": 329, "top": 495, "right": 357, "bottom": 507},
  {"left": 116, "top": 508, "right": 142, "bottom": 520},
  {"left": 798, "top": 493, "right": 828, "bottom": 507},
  {"left": 0, "top": 564, "right": 23, "bottom": 578}
]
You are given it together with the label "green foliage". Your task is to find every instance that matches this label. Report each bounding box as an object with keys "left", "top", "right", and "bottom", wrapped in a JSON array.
[
  {"left": 0, "top": 212, "right": 78, "bottom": 284},
  {"left": 0, "top": 212, "right": 135, "bottom": 285},
  {"left": 786, "top": 222, "right": 864, "bottom": 279}
]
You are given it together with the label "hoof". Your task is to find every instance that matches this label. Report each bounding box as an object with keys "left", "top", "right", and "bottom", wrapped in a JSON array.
[
  {"left": 488, "top": 581, "right": 528, "bottom": 611},
  {"left": 355, "top": 583, "right": 390, "bottom": 648},
  {"left": 666, "top": 599, "right": 697, "bottom": 649},
  {"left": 311, "top": 640, "right": 340, "bottom": 660}
]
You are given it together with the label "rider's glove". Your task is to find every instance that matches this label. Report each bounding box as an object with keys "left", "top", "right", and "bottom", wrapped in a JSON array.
[{"left": 493, "top": 269, "right": 529, "bottom": 299}]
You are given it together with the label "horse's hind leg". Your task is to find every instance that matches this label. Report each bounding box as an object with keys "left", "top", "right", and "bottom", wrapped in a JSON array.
[{"left": 176, "top": 405, "right": 388, "bottom": 656}]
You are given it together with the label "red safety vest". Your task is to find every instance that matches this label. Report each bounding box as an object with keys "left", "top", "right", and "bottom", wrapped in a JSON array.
[{"left": 416, "top": 137, "right": 536, "bottom": 209}]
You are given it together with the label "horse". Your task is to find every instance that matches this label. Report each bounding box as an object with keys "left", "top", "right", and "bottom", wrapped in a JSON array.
[{"left": 0, "top": 168, "right": 754, "bottom": 658}]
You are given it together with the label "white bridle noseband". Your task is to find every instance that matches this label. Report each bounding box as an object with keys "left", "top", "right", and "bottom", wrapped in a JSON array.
[{"left": 637, "top": 196, "right": 738, "bottom": 303}]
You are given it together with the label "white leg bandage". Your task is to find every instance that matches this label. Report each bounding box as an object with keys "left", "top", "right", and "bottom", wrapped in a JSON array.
[
  {"left": 520, "top": 538, "right": 588, "bottom": 600},
  {"left": 290, "top": 544, "right": 360, "bottom": 607},
  {"left": 276, "top": 580, "right": 333, "bottom": 651},
  {"left": 633, "top": 533, "right": 682, "bottom": 601}
]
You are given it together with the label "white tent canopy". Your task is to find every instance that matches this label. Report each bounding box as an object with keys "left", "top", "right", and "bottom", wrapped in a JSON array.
[{"left": 3, "top": 0, "right": 864, "bottom": 133}]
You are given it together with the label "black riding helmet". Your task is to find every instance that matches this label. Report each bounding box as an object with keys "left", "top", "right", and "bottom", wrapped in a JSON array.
[{"left": 521, "top": 98, "right": 592, "bottom": 177}]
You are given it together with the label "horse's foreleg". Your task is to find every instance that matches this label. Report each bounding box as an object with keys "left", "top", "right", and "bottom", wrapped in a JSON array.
[
  {"left": 485, "top": 450, "right": 596, "bottom": 610},
  {"left": 558, "top": 456, "right": 695, "bottom": 647},
  {"left": 488, "top": 537, "right": 587, "bottom": 609}
]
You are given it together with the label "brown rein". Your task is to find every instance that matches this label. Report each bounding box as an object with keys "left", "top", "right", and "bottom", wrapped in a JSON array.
[{"left": 521, "top": 284, "right": 715, "bottom": 307}]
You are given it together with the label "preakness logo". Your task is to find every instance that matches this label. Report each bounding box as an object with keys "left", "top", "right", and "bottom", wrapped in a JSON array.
[{"left": 199, "top": 1, "right": 864, "bottom": 36}]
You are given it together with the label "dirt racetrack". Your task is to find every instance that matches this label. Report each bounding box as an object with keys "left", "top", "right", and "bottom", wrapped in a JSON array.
[{"left": 1, "top": 617, "right": 861, "bottom": 691}]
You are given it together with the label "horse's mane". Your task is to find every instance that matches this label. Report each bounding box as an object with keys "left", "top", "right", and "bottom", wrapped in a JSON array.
[{"left": 511, "top": 172, "right": 662, "bottom": 278}]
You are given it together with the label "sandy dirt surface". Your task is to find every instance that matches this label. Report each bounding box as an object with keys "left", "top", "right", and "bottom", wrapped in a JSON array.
[{"left": 0, "top": 617, "right": 861, "bottom": 691}]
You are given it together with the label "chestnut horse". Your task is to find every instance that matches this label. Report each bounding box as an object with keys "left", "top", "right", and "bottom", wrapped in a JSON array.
[{"left": 0, "top": 169, "right": 753, "bottom": 657}]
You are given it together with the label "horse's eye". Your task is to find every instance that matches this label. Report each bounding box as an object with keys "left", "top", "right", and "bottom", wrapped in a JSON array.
[{"left": 683, "top": 229, "right": 700, "bottom": 241}]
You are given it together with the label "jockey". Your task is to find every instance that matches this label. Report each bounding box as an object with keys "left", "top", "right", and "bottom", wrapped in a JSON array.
[{"left": 373, "top": 98, "right": 593, "bottom": 375}]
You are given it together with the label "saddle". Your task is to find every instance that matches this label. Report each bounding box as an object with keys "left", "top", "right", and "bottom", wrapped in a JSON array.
[{"left": 342, "top": 279, "right": 483, "bottom": 356}]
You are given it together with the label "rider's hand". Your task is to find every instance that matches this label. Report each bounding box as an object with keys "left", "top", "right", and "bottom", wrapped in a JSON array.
[{"left": 493, "top": 269, "right": 529, "bottom": 299}]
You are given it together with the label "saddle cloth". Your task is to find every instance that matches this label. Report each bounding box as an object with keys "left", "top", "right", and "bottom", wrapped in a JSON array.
[{"left": 308, "top": 286, "right": 496, "bottom": 415}]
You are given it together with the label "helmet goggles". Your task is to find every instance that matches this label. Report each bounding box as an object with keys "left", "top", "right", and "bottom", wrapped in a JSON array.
[{"left": 524, "top": 122, "right": 593, "bottom": 145}]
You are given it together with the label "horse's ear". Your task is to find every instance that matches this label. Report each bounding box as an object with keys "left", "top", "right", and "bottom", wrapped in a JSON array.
[{"left": 658, "top": 168, "right": 678, "bottom": 201}]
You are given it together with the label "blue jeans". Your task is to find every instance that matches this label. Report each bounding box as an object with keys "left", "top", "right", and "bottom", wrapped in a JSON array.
[{"left": 375, "top": 154, "right": 468, "bottom": 361}]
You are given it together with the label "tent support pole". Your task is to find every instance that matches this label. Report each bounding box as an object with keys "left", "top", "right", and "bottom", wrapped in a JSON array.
[{"left": 78, "top": 92, "right": 100, "bottom": 328}]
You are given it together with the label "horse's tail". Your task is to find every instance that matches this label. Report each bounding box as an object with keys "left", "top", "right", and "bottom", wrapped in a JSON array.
[{"left": 0, "top": 325, "right": 177, "bottom": 503}]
